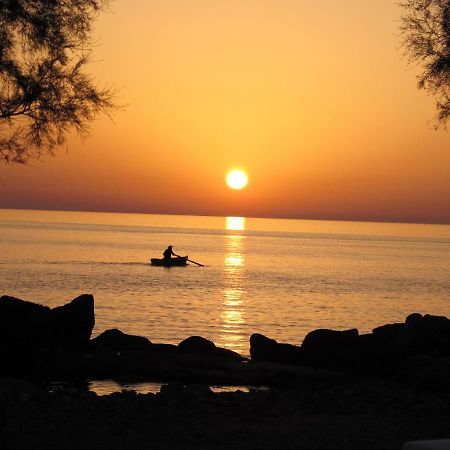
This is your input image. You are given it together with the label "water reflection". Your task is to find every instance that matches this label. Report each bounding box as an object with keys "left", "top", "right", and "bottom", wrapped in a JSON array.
[
  {"left": 226, "top": 216, "right": 245, "bottom": 231},
  {"left": 220, "top": 217, "right": 246, "bottom": 354}
]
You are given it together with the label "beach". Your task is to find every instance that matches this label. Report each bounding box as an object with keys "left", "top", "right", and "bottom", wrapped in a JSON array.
[
  {"left": 1, "top": 293, "right": 450, "bottom": 450},
  {"left": 2, "top": 376, "right": 450, "bottom": 450}
]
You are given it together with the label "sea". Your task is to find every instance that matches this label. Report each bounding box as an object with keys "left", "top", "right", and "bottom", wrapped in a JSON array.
[{"left": 1, "top": 208, "right": 449, "bottom": 359}]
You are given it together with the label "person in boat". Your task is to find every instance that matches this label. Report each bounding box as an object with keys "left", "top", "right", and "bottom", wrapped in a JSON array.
[{"left": 163, "top": 245, "right": 177, "bottom": 260}]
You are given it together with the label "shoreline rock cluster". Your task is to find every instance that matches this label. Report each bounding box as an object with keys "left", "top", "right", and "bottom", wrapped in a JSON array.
[
  {"left": 1, "top": 294, "right": 450, "bottom": 449},
  {"left": 1, "top": 294, "right": 449, "bottom": 391}
]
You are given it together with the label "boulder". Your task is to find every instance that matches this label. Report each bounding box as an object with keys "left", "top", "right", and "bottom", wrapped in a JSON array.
[
  {"left": 301, "top": 328, "right": 359, "bottom": 351},
  {"left": 352, "top": 333, "right": 397, "bottom": 374},
  {"left": 300, "top": 328, "right": 359, "bottom": 369},
  {"left": 0, "top": 296, "right": 52, "bottom": 348},
  {"left": 0, "top": 294, "right": 95, "bottom": 352},
  {"left": 151, "top": 343, "right": 179, "bottom": 354},
  {"left": 33, "top": 348, "right": 92, "bottom": 379},
  {"left": 51, "top": 294, "right": 95, "bottom": 351},
  {"left": 397, "top": 314, "right": 450, "bottom": 357},
  {"left": 405, "top": 312, "right": 423, "bottom": 325},
  {"left": 83, "top": 347, "right": 123, "bottom": 378},
  {"left": 178, "top": 336, "right": 243, "bottom": 361},
  {"left": 250, "top": 333, "right": 277, "bottom": 360},
  {"left": 90, "top": 329, "right": 152, "bottom": 351},
  {"left": 372, "top": 322, "right": 404, "bottom": 344},
  {"left": 178, "top": 336, "right": 216, "bottom": 355},
  {"left": 159, "top": 383, "right": 212, "bottom": 404},
  {"left": 250, "top": 333, "right": 302, "bottom": 365},
  {"left": 339, "top": 323, "right": 405, "bottom": 373},
  {"left": 213, "top": 346, "right": 244, "bottom": 361},
  {"left": 0, "top": 337, "right": 40, "bottom": 377}
]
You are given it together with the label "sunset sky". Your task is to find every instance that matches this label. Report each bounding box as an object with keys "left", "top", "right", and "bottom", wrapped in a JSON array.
[{"left": 1, "top": 0, "right": 449, "bottom": 224}]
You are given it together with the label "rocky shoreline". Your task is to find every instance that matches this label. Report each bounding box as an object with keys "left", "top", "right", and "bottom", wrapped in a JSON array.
[{"left": 1, "top": 294, "right": 449, "bottom": 449}]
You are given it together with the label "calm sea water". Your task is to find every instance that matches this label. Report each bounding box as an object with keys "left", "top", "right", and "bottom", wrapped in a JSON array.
[{"left": 1, "top": 209, "right": 449, "bottom": 356}]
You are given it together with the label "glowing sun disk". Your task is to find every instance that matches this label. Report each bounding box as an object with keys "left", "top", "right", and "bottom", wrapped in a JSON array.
[{"left": 226, "top": 170, "right": 248, "bottom": 190}]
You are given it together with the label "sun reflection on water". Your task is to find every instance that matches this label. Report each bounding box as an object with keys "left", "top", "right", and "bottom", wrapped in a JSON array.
[
  {"left": 220, "top": 217, "right": 247, "bottom": 354},
  {"left": 225, "top": 216, "right": 245, "bottom": 231}
]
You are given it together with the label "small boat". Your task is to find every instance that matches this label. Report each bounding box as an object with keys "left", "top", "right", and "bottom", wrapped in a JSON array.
[{"left": 150, "top": 255, "right": 188, "bottom": 267}]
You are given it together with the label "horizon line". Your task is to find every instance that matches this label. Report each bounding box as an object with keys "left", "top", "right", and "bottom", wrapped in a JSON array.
[{"left": 1, "top": 206, "right": 449, "bottom": 227}]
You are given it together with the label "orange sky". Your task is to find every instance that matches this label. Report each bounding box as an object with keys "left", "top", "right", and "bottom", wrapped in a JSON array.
[{"left": 1, "top": 0, "right": 449, "bottom": 223}]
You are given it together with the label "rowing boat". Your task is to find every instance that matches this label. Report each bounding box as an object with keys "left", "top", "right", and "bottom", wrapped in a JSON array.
[{"left": 150, "top": 255, "right": 188, "bottom": 266}]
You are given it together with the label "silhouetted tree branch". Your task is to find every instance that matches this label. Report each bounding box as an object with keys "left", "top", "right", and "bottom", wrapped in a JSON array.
[
  {"left": 400, "top": 0, "right": 450, "bottom": 127},
  {"left": 0, "top": 0, "right": 115, "bottom": 164}
]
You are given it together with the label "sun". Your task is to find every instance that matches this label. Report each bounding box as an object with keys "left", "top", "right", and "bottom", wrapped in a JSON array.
[{"left": 226, "top": 169, "right": 248, "bottom": 190}]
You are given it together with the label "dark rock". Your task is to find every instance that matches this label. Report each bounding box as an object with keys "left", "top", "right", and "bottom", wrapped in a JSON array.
[
  {"left": 302, "top": 328, "right": 359, "bottom": 350},
  {"left": 84, "top": 348, "right": 123, "bottom": 378},
  {"left": 300, "top": 328, "right": 359, "bottom": 369},
  {"left": 398, "top": 314, "right": 450, "bottom": 357},
  {"left": 213, "top": 346, "right": 244, "bottom": 361},
  {"left": 0, "top": 294, "right": 94, "bottom": 352},
  {"left": 151, "top": 343, "right": 179, "bottom": 354},
  {"left": 178, "top": 336, "right": 216, "bottom": 355},
  {"left": 250, "top": 333, "right": 302, "bottom": 365},
  {"left": 184, "top": 383, "right": 212, "bottom": 400},
  {"left": 405, "top": 312, "right": 423, "bottom": 325},
  {"left": 0, "top": 296, "right": 52, "bottom": 348},
  {"left": 159, "top": 383, "right": 212, "bottom": 403},
  {"left": 0, "top": 339, "right": 38, "bottom": 377},
  {"left": 33, "top": 348, "right": 91, "bottom": 379},
  {"left": 352, "top": 333, "right": 398, "bottom": 374},
  {"left": 178, "top": 336, "right": 243, "bottom": 361},
  {"left": 245, "top": 360, "right": 342, "bottom": 387},
  {"left": 348, "top": 323, "right": 405, "bottom": 372},
  {"left": 51, "top": 294, "right": 95, "bottom": 351},
  {"left": 90, "top": 329, "right": 152, "bottom": 351},
  {"left": 250, "top": 334, "right": 277, "bottom": 360},
  {"left": 372, "top": 322, "right": 404, "bottom": 344},
  {"left": 0, "top": 295, "right": 95, "bottom": 377}
]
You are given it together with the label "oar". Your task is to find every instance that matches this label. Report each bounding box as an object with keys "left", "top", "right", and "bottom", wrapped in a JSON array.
[
  {"left": 174, "top": 253, "right": 204, "bottom": 267},
  {"left": 187, "top": 258, "right": 204, "bottom": 267}
]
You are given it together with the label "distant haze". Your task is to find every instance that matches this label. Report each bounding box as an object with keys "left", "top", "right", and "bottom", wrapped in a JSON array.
[{"left": 1, "top": 0, "right": 449, "bottom": 224}]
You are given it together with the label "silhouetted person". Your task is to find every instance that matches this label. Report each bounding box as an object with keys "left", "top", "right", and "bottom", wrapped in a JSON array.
[{"left": 163, "top": 245, "right": 176, "bottom": 260}]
